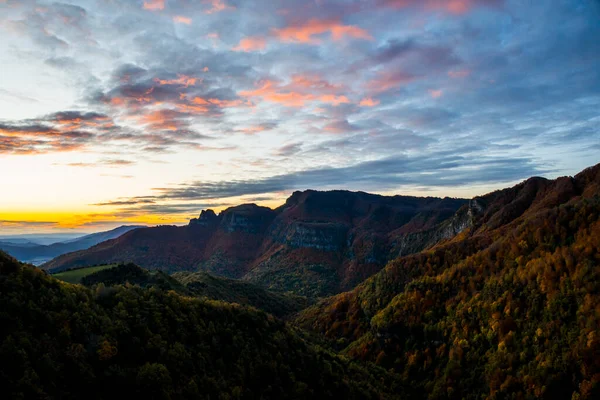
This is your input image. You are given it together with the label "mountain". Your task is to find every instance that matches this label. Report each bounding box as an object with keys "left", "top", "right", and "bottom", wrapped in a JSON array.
[
  {"left": 0, "top": 233, "right": 84, "bottom": 246},
  {"left": 0, "top": 251, "right": 402, "bottom": 399},
  {"left": 0, "top": 225, "right": 144, "bottom": 265},
  {"left": 294, "top": 163, "right": 600, "bottom": 399},
  {"left": 42, "top": 192, "right": 467, "bottom": 296}
]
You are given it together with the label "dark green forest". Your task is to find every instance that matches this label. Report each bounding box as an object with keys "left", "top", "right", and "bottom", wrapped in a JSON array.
[{"left": 0, "top": 253, "right": 400, "bottom": 399}]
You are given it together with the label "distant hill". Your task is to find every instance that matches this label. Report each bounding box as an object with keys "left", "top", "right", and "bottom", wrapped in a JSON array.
[
  {"left": 0, "top": 251, "right": 402, "bottom": 399},
  {"left": 42, "top": 192, "right": 467, "bottom": 296},
  {"left": 0, "top": 225, "right": 144, "bottom": 265},
  {"left": 294, "top": 163, "right": 600, "bottom": 399}
]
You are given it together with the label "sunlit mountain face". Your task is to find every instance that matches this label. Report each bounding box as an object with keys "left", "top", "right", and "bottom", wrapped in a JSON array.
[{"left": 1, "top": 0, "right": 598, "bottom": 233}]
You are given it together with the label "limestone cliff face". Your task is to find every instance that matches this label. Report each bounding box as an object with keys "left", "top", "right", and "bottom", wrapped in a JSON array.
[
  {"left": 270, "top": 221, "right": 349, "bottom": 251},
  {"left": 390, "top": 198, "right": 483, "bottom": 258},
  {"left": 219, "top": 204, "right": 276, "bottom": 234}
]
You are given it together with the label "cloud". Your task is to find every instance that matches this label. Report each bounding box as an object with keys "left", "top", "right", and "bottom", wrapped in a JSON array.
[
  {"left": 64, "top": 159, "right": 136, "bottom": 168},
  {"left": 232, "top": 36, "right": 267, "bottom": 52},
  {"left": 204, "top": 0, "right": 235, "bottom": 14},
  {"left": 239, "top": 77, "right": 350, "bottom": 107},
  {"left": 323, "top": 119, "right": 360, "bottom": 134},
  {"left": 366, "top": 70, "right": 416, "bottom": 93},
  {"left": 272, "top": 18, "right": 372, "bottom": 44},
  {"left": 110, "top": 151, "right": 547, "bottom": 204},
  {"left": 173, "top": 16, "right": 192, "bottom": 24},
  {"left": 237, "top": 123, "right": 278, "bottom": 134},
  {"left": 378, "top": 0, "right": 503, "bottom": 14},
  {"left": 275, "top": 143, "right": 303, "bottom": 157},
  {"left": 448, "top": 69, "right": 471, "bottom": 79},
  {"left": 359, "top": 97, "right": 380, "bottom": 107},
  {"left": 0, "top": 111, "right": 115, "bottom": 155},
  {"left": 429, "top": 89, "right": 443, "bottom": 98},
  {"left": 143, "top": 0, "right": 165, "bottom": 11}
]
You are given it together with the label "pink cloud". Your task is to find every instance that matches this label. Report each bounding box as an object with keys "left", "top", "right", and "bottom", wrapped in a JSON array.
[
  {"left": 232, "top": 36, "right": 267, "bottom": 52},
  {"left": 359, "top": 97, "right": 380, "bottom": 107},
  {"left": 204, "top": 0, "right": 235, "bottom": 14},
  {"left": 143, "top": 0, "right": 164, "bottom": 11},
  {"left": 173, "top": 16, "right": 192, "bottom": 24},
  {"left": 428, "top": 89, "right": 443, "bottom": 98}
]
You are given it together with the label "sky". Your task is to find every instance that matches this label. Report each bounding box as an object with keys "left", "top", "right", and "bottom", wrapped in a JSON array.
[{"left": 0, "top": 0, "right": 599, "bottom": 234}]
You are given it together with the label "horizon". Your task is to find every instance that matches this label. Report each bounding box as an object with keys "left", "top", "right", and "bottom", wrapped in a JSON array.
[{"left": 1, "top": 0, "right": 599, "bottom": 234}]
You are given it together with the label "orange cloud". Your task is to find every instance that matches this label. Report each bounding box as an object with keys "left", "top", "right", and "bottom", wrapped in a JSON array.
[
  {"left": 205, "top": 0, "right": 235, "bottom": 14},
  {"left": 133, "top": 109, "right": 183, "bottom": 131},
  {"left": 448, "top": 69, "right": 471, "bottom": 78},
  {"left": 359, "top": 97, "right": 380, "bottom": 107},
  {"left": 239, "top": 80, "right": 350, "bottom": 107},
  {"left": 173, "top": 16, "right": 192, "bottom": 24},
  {"left": 429, "top": 89, "right": 443, "bottom": 98},
  {"left": 154, "top": 75, "right": 198, "bottom": 87},
  {"left": 318, "top": 94, "right": 350, "bottom": 106},
  {"left": 232, "top": 36, "right": 267, "bottom": 52},
  {"left": 143, "top": 0, "right": 164, "bottom": 11},
  {"left": 272, "top": 19, "right": 372, "bottom": 44}
]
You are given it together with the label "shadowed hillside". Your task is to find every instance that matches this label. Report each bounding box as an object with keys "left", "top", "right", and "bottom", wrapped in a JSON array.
[
  {"left": 0, "top": 251, "right": 402, "bottom": 399},
  {"left": 70, "top": 263, "right": 310, "bottom": 318},
  {"left": 294, "top": 163, "right": 600, "bottom": 399}
]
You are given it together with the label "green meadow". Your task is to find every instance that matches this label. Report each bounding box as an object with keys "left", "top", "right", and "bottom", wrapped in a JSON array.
[{"left": 52, "top": 265, "right": 117, "bottom": 284}]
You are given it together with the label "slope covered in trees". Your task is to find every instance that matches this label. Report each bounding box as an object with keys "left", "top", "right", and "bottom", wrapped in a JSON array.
[
  {"left": 75, "top": 263, "right": 310, "bottom": 318},
  {"left": 0, "top": 251, "right": 402, "bottom": 399},
  {"left": 295, "top": 164, "right": 600, "bottom": 399},
  {"left": 172, "top": 271, "right": 310, "bottom": 318}
]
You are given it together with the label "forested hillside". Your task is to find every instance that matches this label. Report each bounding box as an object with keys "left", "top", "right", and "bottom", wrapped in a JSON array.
[
  {"left": 295, "top": 164, "right": 600, "bottom": 399},
  {"left": 0, "top": 252, "right": 401, "bottom": 399},
  {"left": 74, "top": 263, "right": 310, "bottom": 318}
]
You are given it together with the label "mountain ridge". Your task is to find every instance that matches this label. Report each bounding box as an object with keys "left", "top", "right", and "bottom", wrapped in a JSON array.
[
  {"left": 0, "top": 225, "right": 145, "bottom": 265},
  {"left": 42, "top": 190, "right": 468, "bottom": 296}
]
